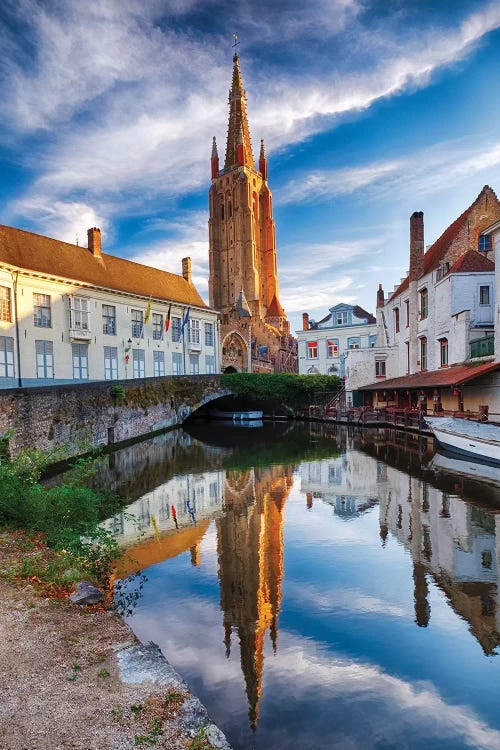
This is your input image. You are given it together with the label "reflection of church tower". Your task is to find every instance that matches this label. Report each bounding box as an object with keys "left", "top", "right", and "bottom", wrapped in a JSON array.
[
  {"left": 208, "top": 48, "right": 297, "bottom": 373},
  {"left": 216, "top": 466, "right": 292, "bottom": 730}
]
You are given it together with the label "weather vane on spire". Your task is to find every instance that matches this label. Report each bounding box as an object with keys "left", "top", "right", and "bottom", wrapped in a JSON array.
[{"left": 232, "top": 33, "right": 240, "bottom": 55}]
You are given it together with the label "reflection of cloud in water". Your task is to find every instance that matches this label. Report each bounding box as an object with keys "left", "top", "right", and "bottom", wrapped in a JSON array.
[
  {"left": 286, "top": 580, "right": 409, "bottom": 619},
  {"left": 128, "top": 590, "right": 500, "bottom": 750}
]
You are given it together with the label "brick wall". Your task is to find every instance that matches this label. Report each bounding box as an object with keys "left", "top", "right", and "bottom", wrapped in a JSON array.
[{"left": 0, "top": 376, "right": 228, "bottom": 458}]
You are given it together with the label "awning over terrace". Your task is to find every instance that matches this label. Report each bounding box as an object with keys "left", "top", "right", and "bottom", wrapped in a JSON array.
[{"left": 358, "top": 361, "right": 500, "bottom": 391}]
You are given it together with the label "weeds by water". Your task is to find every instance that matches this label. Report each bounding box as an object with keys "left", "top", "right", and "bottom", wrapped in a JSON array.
[{"left": 0, "top": 447, "right": 125, "bottom": 587}]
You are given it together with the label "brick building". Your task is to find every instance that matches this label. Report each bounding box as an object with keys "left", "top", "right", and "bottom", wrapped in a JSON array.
[{"left": 208, "top": 51, "right": 297, "bottom": 373}]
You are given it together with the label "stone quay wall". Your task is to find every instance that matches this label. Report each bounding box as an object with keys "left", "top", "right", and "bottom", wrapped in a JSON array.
[{"left": 0, "top": 376, "right": 229, "bottom": 458}]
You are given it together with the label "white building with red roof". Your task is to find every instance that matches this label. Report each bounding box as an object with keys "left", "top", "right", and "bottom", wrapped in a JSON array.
[{"left": 345, "top": 186, "right": 500, "bottom": 416}]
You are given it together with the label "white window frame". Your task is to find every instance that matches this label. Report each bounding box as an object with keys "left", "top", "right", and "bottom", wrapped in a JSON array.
[
  {"left": 204, "top": 322, "right": 214, "bottom": 347},
  {"left": 33, "top": 294, "right": 51, "bottom": 328},
  {"left": 0, "top": 336, "right": 14, "bottom": 378},
  {"left": 307, "top": 341, "right": 318, "bottom": 359},
  {"left": 72, "top": 343, "right": 89, "bottom": 380},
  {"left": 172, "top": 352, "right": 183, "bottom": 375},
  {"left": 189, "top": 318, "right": 201, "bottom": 345},
  {"left": 0, "top": 286, "right": 12, "bottom": 322},
  {"left": 189, "top": 353, "right": 200, "bottom": 374},
  {"left": 153, "top": 350, "right": 165, "bottom": 377},
  {"left": 133, "top": 349, "right": 145, "bottom": 378},
  {"left": 70, "top": 297, "right": 90, "bottom": 331},
  {"left": 35, "top": 340, "right": 54, "bottom": 379},
  {"left": 102, "top": 305, "right": 116, "bottom": 335},
  {"left": 104, "top": 346, "right": 118, "bottom": 380}
]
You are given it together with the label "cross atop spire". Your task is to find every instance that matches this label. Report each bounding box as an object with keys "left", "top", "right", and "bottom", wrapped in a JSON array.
[{"left": 224, "top": 46, "right": 255, "bottom": 170}]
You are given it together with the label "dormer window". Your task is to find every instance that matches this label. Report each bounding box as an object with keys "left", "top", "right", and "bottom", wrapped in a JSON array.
[
  {"left": 478, "top": 235, "right": 491, "bottom": 252},
  {"left": 336, "top": 311, "right": 349, "bottom": 326}
]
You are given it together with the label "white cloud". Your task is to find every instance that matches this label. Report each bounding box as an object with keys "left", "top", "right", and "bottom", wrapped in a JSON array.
[{"left": 4, "top": 0, "right": 499, "bottom": 235}]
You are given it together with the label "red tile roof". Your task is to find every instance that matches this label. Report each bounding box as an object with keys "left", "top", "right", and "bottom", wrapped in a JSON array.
[
  {"left": 359, "top": 361, "right": 500, "bottom": 391},
  {"left": 266, "top": 295, "right": 286, "bottom": 317},
  {"left": 389, "top": 186, "right": 497, "bottom": 301},
  {"left": 0, "top": 225, "right": 207, "bottom": 307},
  {"left": 449, "top": 249, "right": 495, "bottom": 274}
]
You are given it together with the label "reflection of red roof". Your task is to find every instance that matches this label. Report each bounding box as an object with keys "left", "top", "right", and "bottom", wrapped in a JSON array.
[
  {"left": 359, "top": 361, "right": 500, "bottom": 391},
  {"left": 449, "top": 250, "right": 495, "bottom": 274},
  {"left": 0, "top": 225, "right": 207, "bottom": 307}
]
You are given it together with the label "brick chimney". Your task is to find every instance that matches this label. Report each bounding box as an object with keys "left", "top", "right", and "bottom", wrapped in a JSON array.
[
  {"left": 182, "top": 257, "right": 192, "bottom": 284},
  {"left": 87, "top": 227, "right": 102, "bottom": 258},
  {"left": 302, "top": 312, "right": 309, "bottom": 331},
  {"left": 409, "top": 211, "right": 424, "bottom": 281},
  {"left": 377, "top": 283, "right": 385, "bottom": 308}
]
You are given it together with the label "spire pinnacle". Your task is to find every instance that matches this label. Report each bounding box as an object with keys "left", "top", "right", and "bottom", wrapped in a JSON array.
[
  {"left": 224, "top": 47, "right": 255, "bottom": 170},
  {"left": 211, "top": 136, "right": 218, "bottom": 159}
]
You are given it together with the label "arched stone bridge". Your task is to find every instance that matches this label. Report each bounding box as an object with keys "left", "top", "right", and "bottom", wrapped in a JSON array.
[{"left": 0, "top": 375, "right": 233, "bottom": 458}]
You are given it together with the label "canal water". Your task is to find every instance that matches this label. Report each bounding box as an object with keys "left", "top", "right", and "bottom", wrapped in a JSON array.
[{"left": 95, "top": 421, "right": 500, "bottom": 750}]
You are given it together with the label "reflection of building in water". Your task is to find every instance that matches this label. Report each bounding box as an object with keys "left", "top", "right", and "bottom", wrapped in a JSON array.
[
  {"left": 380, "top": 469, "right": 500, "bottom": 653},
  {"left": 104, "top": 470, "right": 225, "bottom": 545},
  {"left": 216, "top": 465, "right": 293, "bottom": 730},
  {"left": 300, "top": 449, "right": 386, "bottom": 517}
]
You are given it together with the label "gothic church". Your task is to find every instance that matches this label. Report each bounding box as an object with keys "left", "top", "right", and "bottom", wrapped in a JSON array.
[{"left": 208, "top": 50, "right": 297, "bottom": 373}]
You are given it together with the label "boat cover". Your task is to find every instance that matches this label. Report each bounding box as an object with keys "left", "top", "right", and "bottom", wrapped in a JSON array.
[{"left": 425, "top": 417, "right": 500, "bottom": 444}]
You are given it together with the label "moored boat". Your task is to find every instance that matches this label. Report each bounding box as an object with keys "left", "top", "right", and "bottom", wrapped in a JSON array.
[
  {"left": 210, "top": 409, "right": 264, "bottom": 421},
  {"left": 425, "top": 416, "right": 500, "bottom": 466}
]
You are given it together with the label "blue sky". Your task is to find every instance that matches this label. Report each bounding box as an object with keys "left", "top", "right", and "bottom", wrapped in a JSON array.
[{"left": 1, "top": 0, "right": 499, "bottom": 333}]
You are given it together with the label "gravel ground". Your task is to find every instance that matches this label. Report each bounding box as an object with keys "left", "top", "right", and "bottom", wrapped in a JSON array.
[{"left": 0, "top": 533, "right": 232, "bottom": 750}]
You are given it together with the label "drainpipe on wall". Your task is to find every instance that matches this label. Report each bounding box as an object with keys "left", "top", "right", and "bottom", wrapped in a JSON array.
[{"left": 11, "top": 271, "right": 22, "bottom": 388}]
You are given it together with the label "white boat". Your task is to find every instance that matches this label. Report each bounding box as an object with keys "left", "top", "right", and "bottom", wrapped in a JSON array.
[
  {"left": 425, "top": 416, "right": 500, "bottom": 466},
  {"left": 211, "top": 409, "right": 264, "bottom": 421}
]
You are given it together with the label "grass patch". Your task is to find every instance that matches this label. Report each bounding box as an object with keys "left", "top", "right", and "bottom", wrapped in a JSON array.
[{"left": 0, "top": 446, "right": 125, "bottom": 589}]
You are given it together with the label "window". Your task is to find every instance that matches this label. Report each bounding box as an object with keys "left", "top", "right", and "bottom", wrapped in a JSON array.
[
  {"left": 33, "top": 294, "right": 51, "bottom": 328},
  {"left": 0, "top": 287, "right": 12, "bottom": 322},
  {"left": 70, "top": 297, "right": 90, "bottom": 331},
  {"left": 152, "top": 313, "right": 163, "bottom": 340},
  {"left": 72, "top": 343, "right": 89, "bottom": 380},
  {"left": 102, "top": 305, "right": 116, "bottom": 335},
  {"left": 369, "top": 335, "right": 377, "bottom": 348},
  {"left": 172, "top": 316, "right": 182, "bottom": 343},
  {"left": 348, "top": 337, "right": 360, "bottom": 349},
  {"left": 478, "top": 235, "right": 491, "bottom": 252},
  {"left": 205, "top": 354, "right": 216, "bottom": 373},
  {"left": 394, "top": 308, "right": 400, "bottom": 333},
  {"left": 419, "top": 288, "right": 428, "bottom": 320},
  {"left": 405, "top": 299, "right": 409, "bottom": 328},
  {"left": 131, "top": 309, "right": 144, "bottom": 338},
  {"left": 189, "top": 318, "right": 200, "bottom": 344},
  {"left": 204, "top": 322, "right": 214, "bottom": 346},
  {"left": 335, "top": 311, "right": 349, "bottom": 326},
  {"left": 104, "top": 346, "right": 118, "bottom": 380},
  {"left": 420, "top": 337, "right": 427, "bottom": 370},
  {"left": 35, "top": 340, "right": 54, "bottom": 379},
  {"left": 189, "top": 353, "right": 200, "bottom": 374},
  {"left": 172, "top": 352, "right": 183, "bottom": 375},
  {"left": 307, "top": 341, "right": 318, "bottom": 359},
  {"left": 480, "top": 285, "right": 490, "bottom": 305},
  {"left": 440, "top": 338, "right": 448, "bottom": 367},
  {"left": 375, "top": 359, "right": 386, "bottom": 378},
  {"left": 0, "top": 337, "right": 14, "bottom": 378},
  {"left": 132, "top": 349, "right": 145, "bottom": 378},
  {"left": 153, "top": 350, "right": 165, "bottom": 376},
  {"left": 327, "top": 339, "right": 339, "bottom": 358},
  {"left": 406, "top": 341, "right": 410, "bottom": 373}
]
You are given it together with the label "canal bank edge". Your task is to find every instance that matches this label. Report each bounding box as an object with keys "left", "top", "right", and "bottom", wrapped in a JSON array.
[{"left": 0, "top": 531, "right": 233, "bottom": 750}]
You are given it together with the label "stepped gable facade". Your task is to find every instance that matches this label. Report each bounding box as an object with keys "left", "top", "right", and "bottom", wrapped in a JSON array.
[{"left": 208, "top": 51, "right": 297, "bottom": 373}]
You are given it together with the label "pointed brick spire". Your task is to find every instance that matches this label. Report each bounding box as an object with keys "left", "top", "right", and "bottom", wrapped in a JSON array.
[
  {"left": 211, "top": 136, "right": 219, "bottom": 178},
  {"left": 224, "top": 53, "right": 255, "bottom": 169},
  {"left": 259, "top": 139, "right": 267, "bottom": 181}
]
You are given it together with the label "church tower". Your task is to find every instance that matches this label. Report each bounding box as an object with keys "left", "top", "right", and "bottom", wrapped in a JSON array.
[{"left": 209, "top": 47, "right": 297, "bottom": 373}]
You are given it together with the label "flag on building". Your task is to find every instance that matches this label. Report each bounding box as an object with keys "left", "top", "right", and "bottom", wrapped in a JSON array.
[
  {"left": 165, "top": 304, "right": 172, "bottom": 332},
  {"left": 180, "top": 306, "right": 191, "bottom": 339},
  {"left": 144, "top": 297, "right": 152, "bottom": 324}
]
